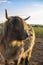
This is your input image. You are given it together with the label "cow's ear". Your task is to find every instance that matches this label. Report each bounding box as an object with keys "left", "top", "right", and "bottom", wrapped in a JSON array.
[
  {"left": 5, "top": 9, "right": 9, "bottom": 19},
  {"left": 24, "top": 16, "right": 31, "bottom": 21}
]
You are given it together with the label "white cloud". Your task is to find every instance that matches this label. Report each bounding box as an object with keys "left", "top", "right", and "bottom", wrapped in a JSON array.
[
  {"left": 33, "top": 3, "right": 43, "bottom": 7},
  {"left": 33, "top": 4, "right": 40, "bottom": 7},
  {"left": 0, "top": 0, "right": 7, "bottom": 2},
  {"left": 0, "top": 0, "right": 11, "bottom": 3},
  {"left": 24, "top": 3, "right": 43, "bottom": 25},
  {"left": 0, "top": 3, "right": 43, "bottom": 25},
  {"left": 25, "top": 11, "right": 43, "bottom": 25}
]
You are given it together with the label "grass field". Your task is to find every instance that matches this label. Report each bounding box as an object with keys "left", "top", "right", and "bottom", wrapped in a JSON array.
[{"left": 33, "top": 26, "right": 43, "bottom": 34}]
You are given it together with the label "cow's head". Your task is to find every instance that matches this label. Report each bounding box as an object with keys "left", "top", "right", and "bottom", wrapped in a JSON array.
[{"left": 2, "top": 9, "right": 30, "bottom": 42}]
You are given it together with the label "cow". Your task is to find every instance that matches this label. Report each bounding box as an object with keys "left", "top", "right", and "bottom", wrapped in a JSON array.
[{"left": 0, "top": 9, "right": 35, "bottom": 65}]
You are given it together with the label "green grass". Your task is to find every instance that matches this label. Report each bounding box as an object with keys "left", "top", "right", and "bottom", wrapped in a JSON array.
[{"left": 33, "top": 27, "right": 43, "bottom": 34}]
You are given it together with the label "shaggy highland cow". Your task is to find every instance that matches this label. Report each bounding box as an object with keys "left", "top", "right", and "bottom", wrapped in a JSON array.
[{"left": 0, "top": 9, "right": 35, "bottom": 65}]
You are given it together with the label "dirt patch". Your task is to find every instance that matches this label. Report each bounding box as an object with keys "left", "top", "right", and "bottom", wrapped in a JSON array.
[{"left": 29, "top": 34, "right": 43, "bottom": 65}]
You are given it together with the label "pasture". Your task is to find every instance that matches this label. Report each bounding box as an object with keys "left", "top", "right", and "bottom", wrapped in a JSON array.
[{"left": 33, "top": 26, "right": 43, "bottom": 34}]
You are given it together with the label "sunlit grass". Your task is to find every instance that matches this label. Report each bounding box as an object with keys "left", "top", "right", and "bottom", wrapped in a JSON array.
[{"left": 33, "top": 27, "right": 43, "bottom": 34}]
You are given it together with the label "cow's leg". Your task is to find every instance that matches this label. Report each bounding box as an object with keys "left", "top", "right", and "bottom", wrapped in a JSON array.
[
  {"left": 28, "top": 50, "right": 32, "bottom": 61},
  {"left": 25, "top": 56, "right": 29, "bottom": 65},
  {"left": 5, "top": 60, "right": 8, "bottom": 65},
  {"left": 0, "top": 53, "right": 5, "bottom": 65},
  {"left": 17, "top": 47, "right": 24, "bottom": 65}
]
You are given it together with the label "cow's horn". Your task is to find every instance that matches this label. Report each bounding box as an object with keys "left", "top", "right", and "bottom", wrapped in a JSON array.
[
  {"left": 24, "top": 16, "right": 31, "bottom": 21},
  {"left": 5, "top": 9, "right": 8, "bottom": 19}
]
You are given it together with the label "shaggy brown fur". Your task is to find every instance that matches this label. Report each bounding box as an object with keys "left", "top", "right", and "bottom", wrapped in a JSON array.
[
  {"left": 0, "top": 15, "right": 29, "bottom": 62},
  {"left": 0, "top": 10, "right": 35, "bottom": 65}
]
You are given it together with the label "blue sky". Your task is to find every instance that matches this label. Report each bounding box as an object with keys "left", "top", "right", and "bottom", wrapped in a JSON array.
[{"left": 0, "top": 0, "right": 43, "bottom": 25}]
